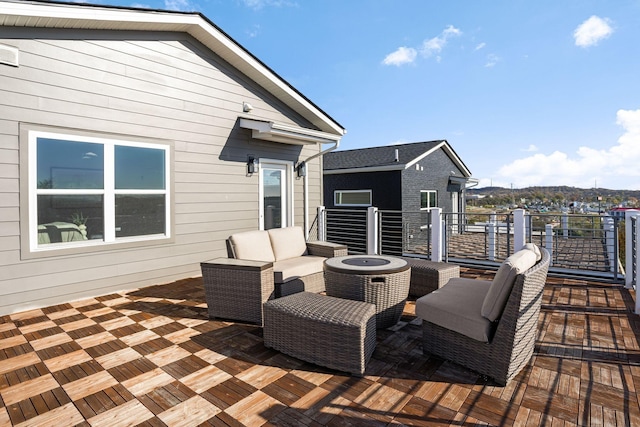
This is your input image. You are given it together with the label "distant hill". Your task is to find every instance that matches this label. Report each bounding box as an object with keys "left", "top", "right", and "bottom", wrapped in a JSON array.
[{"left": 467, "top": 186, "right": 640, "bottom": 207}]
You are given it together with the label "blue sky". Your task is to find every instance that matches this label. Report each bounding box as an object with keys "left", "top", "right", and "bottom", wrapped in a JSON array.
[{"left": 103, "top": 0, "right": 639, "bottom": 190}]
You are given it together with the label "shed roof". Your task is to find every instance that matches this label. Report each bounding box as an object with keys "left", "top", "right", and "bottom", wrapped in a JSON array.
[
  {"left": 323, "top": 140, "right": 472, "bottom": 177},
  {"left": 0, "top": 0, "right": 346, "bottom": 138}
]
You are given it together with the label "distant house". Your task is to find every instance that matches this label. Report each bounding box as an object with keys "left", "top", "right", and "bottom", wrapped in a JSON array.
[
  {"left": 323, "top": 141, "right": 475, "bottom": 253},
  {"left": 323, "top": 140, "right": 475, "bottom": 212},
  {"left": 0, "top": 0, "right": 345, "bottom": 315}
]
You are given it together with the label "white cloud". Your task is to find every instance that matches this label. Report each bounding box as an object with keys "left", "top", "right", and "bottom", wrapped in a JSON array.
[
  {"left": 486, "top": 108, "right": 640, "bottom": 189},
  {"left": 382, "top": 46, "right": 418, "bottom": 66},
  {"left": 484, "top": 53, "right": 500, "bottom": 68},
  {"left": 241, "top": 0, "right": 297, "bottom": 10},
  {"left": 474, "top": 42, "right": 486, "bottom": 51},
  {"left": 246, "top": 24, "right": 261, "bottom": 38},
  {"left": 164, "top": 0, "right": 195, "bottom": 11},
  {"left": 383, "top": 25, "right": 461, "bottom": 66},
  {"left": 421, "top": 25, "right": 462, "bottom": 57},
  {"left": 523, "top": 144, "right": 539, "bottom": 152},
  {"left": 574, "top": 15, "right": 613, "bottom": 48}
]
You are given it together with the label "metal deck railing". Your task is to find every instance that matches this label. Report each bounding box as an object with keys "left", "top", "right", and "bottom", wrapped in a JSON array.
[{"left": 314, "top": 207, "right": 623, "bottom": 280}]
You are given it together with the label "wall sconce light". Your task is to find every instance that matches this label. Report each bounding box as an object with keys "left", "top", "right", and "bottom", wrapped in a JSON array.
[
  {"left": 243, "top": 102, "right": 253, "bottom": 113},
  {"left": 296, "top": 161, "right": 307, "bottom": 177},
  {"left": 247, "top": 156, "right": 256, "bottom": 174}
]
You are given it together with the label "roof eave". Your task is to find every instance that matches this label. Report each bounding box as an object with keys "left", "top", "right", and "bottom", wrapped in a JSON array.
[{"left": 0, "top": 0, "right": 346, "bottom": 137}]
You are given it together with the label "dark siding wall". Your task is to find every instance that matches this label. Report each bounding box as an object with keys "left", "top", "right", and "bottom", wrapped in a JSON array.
[
  {"left": 401, "top": 149, "right": 464, "bottom": 213},
  {"left": 323, "top": 171, "right": 401, "bottom": 209}
]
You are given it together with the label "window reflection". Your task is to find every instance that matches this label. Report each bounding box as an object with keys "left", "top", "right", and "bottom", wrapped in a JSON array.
[
  {"left": 115, "top": 146, "right": 165, "bottom": 190},
  {"left": 115, "top": 195, "right": 166, "bottom": 237},
  {"left": 37, "top": 139, "right": 103, "bottom": 189},
  {"left": 37, "top": 195, "right": 104, "bottom": 244}
]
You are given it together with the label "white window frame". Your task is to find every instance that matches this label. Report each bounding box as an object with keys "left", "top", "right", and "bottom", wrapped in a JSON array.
[
  {"left": 28, "top": 130, "right": 171, "bottom": 253},
  {"left": 420, "top": 190, "right": 437, "bottom": 210},
  {"left": 334, "top": 190, "right": 372, "bottom": 207}
]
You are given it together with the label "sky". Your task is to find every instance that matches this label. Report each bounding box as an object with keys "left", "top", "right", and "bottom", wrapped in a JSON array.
[{"left": 90, "top": 0, "right": 640, "bottom": 190}]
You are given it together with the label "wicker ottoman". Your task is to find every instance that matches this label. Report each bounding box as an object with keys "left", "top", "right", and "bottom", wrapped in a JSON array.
[
  {"left": 263, "top": 292, "right": 376, "bottom": 375},
  {"left": 402, "top": 258, "right": 460, "bottom": 298}
]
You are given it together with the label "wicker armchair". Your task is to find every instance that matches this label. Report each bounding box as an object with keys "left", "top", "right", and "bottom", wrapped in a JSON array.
[{"left": 417, "top": 247, "right": 550, "bottom": 385}]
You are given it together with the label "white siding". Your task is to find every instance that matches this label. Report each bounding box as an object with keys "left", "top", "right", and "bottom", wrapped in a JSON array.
[{"left": 0, "top": 28, "right": 325, "bottom": 315}]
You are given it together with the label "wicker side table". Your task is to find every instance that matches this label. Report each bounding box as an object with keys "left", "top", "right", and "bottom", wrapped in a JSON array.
[
  {"left": 402, "top": 258, "right": 460, "bottom": 298},
  {"left": 324, "top": 255, "right": 411, "bottom": 329},
  {"left": 200, "top": 258, "right": 274, "bottom": 325}
]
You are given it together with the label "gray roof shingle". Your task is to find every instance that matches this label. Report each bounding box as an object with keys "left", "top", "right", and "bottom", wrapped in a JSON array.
[{"left": 324, "top": 140, "right": 446, "bottom": 170}]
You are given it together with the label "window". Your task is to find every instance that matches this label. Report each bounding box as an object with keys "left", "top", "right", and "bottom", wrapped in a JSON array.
[
  {"left": 28, "top": 130, "right": 170, "bottom": 252},
  {"left": 420, "top": 190, "right": 437, "bottom": 210},
  {"left": 334, "top": 190, "right": 372, "bottom": 207}
]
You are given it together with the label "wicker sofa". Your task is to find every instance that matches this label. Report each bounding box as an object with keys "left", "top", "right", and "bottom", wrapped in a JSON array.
[
  {"left": 416, "top": 244, "right": 550, "bottom": 385},
  {"left": 226, "top": 226, "right": 347, "bottom": 297}
]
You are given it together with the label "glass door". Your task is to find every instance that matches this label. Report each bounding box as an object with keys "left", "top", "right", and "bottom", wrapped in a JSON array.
[{"left": 259, "top": 161, "right": 291, "bottom": 230}]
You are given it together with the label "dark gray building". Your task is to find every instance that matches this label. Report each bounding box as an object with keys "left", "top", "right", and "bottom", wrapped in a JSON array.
[
  {"left": 323, "top": 141, "right": 475, "bottom": 254},
  {"left": 323, "top": 140, "right": 474, "bottom": 212}
]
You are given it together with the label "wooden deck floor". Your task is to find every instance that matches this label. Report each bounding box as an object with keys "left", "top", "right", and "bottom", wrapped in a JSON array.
[{"left": 1, "top": 269, "right": 639, "bottom": 426}]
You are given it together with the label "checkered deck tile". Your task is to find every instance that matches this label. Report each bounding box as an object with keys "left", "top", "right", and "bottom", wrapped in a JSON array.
[{"left": 1, "top": 272, "right": 640, "bottom": 426}]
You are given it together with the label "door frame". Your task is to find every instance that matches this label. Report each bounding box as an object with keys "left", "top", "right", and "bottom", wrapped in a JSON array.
[{"left": 258, "top": 159, "right": 294, "bottom": 230}]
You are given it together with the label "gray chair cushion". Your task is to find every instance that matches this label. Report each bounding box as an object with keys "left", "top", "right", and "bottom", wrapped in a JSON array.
[
  {"left": 481, "top": 248, "right": 537, "bottom": 321},
  {"left": 416, "top": 278, "right": 493, "bottom": 342}
]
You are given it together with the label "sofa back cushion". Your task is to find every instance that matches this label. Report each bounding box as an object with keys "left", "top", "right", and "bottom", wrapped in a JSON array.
[
  {"left": 268, "top": 226, "right": 308, "bottom": 261},
  {"left": 229, "top": 230, "right": 275, "bottom": 262},
  {"left": 481, "top": 248, "right": 538, "bottom": 321},
  {"left": 523, "top": 243, "right": 542, "bottom": 261}
]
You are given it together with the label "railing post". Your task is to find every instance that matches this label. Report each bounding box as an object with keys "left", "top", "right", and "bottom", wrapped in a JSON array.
[
  {"left": 317, "top": 206, "right": 326, "bottom": 241},
  {"left": 636, "top": 217, "right": 640, "bottom": 314},
  {"left": 513, "top": 208, "right": 526, "bottom": 252},
  {"left": 545, "top": 223, "right": 554, "bottom": 267},
  {"left": 488, "top": 223, "right": 496, "bottom": 261},
  {"left": 431, "top": 208, "right": 443, "bottom": 262},
  {"left": 626, "top": 212, "right": 637, "bottom": 289},
  {"left": 367, "top": 206, "right": 379, "bottom": 255},
  {"left": 562, "top": 213, "right": 568, "bottom": 239},
  {"left": 603, "top": 216, "right": 616, "bottom": 274},
  {"left": 626, "top": 211, "right": 640, "bottom": 290}
]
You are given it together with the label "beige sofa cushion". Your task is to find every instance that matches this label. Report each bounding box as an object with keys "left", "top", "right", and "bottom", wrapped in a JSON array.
[
  {"left": 268, "top": 226, "right": 308, "bottom": 261},
  {"left": 229, "top": 230, "right": 275, "bottom": 262},
  {"left": 273, "top": 256, "right": 325, "bottom": 284},
  {"left": 481, "top": 248, "right": 538, "bottom": 321},
  {"left": 415, "top": 278, "right": 493, "bottom": 342}
]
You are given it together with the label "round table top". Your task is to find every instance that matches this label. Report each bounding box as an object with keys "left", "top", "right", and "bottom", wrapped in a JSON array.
[{"left": 324, "top": 255, "right": 408, "bottom": 275}]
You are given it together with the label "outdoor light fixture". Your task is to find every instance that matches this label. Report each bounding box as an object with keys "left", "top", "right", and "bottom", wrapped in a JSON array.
[
  {"left": 247, "top": 156, "right": 256, "bottom": 174},
  {"left": 297, "top": 161, "right": 307, "bottom": 177},
  {"left": 242, "top": 102, "right": 253, "bottom": 113}
]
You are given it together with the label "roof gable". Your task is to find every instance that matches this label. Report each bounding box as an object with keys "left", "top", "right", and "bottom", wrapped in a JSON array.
[
  {"left": 323, "top": 140, "right": 472, "bottom": 177},
  {"left": 0, "top": 0, "right": 345, "bottom": 137}
]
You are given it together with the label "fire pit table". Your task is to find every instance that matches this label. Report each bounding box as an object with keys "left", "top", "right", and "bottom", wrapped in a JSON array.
[{"left": 324, "top": 255, "right": 411, "bottom": 328}]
